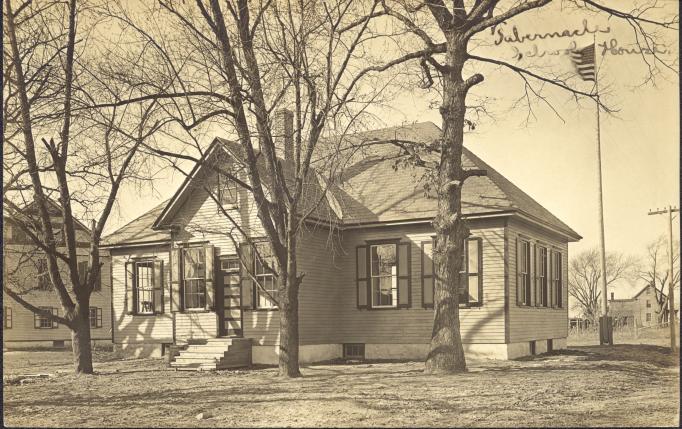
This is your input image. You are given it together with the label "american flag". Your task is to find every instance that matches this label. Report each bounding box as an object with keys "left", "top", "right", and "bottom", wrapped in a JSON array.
[{"left": 570, "top": 43, "right": 596, "bottom": 82}]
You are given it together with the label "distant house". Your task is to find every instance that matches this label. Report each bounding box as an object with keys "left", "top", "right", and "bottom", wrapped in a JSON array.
[
  {"left": 102, "top": 119, "right": 581, "bottom": 368},
  {"left": 609, "top": 285, "right": 670, "bottom": 328},
  {"left": 2, "top": 199, "right": 112, "bottom": 349}
]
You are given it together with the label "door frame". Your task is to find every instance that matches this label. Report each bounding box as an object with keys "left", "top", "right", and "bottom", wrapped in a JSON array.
[{"left": 218, "top": 255, "right": 243, "bottom": 337}]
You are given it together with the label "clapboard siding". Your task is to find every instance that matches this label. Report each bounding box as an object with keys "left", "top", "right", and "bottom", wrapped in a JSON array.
[
  {"left": 334, "top": 220, "right": 507, "bottom": 344},
  {"left": 507, "top": 218, "right": 569, "bottom": 342},
  {"left": 175, "top": 312, "right": 218, "bottom": 340},
  {"left": 3, "top": 244, "right": 112, "bottom": 343},
  {"left": 172, "top": 169, "right": 264, "bottom": 255},
  {"left": 110, "top": 246, "right": 173, "bottom": 344},
  {"left": 297, "top": 225, "right": 343, "bottom": 345}
]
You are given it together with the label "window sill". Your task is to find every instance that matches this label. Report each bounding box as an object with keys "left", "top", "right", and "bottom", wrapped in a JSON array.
[
  {"left": 517, "top": 305, "right": 564, "bottom": 310},
  {"left": 246, "top": 308, "right": 279, "bottom": 312},
  {"left": 183, "top": 309, "right": 212, "bottom": 314}
]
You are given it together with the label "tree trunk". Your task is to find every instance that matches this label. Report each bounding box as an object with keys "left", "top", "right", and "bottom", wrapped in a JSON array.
[
  {"left": 425, "top": 36, "right": 468, "bottom": 374},
  {"left": 277, "top": 230, "right": 301, "bottom": 378},
  {"left": 278, "top": 277, "right": 301, "bottom": 377},
  {"left": 71, "top": 304, "right": 94, "bottom": 374}
]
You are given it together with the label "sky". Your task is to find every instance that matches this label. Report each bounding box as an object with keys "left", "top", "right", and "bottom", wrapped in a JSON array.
[{"left": 106, "top": 1, "right": 679, "bottom": 301}]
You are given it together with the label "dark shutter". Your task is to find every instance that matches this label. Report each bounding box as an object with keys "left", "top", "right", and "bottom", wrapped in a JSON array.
[
  {"left": 97, "top": 307, "right": 103, "bottom": 328},
  {"left": 356, "top": 246, "right": 369, "bottom": 309},
  {"left": 534, "top": 244, "right": 541, "bottom": 307},
  {"left": 422, "top": 241, "right": 434, "bottom": 308},
  {"left": 170, "top": 248, "right": 182, "bottom": 312},
  {"left": 34, "top": 311, "right": 40, "bottom": 329},
  {"left": 516, "top": 238, "right": 523, "bottom": 306},
  {"left": 125, "top": 262, "right": 134, "bottom": 315},
  {"left": 153, "top": 260, "right": 164, "bottom": 314},
  {"left": 240, "top": 243, "right": 254, "bottom": 309},
  {"left": 549, "top": 251, "right": 555, "bottom": 308},
  {"left": 205, "top": 245, "right": 215, "bottom": 311},
  {"left": 397, "top": 243, "right": 411, "bottom": 308}
]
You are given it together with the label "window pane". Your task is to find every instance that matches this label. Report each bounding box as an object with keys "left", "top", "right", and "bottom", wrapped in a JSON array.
[
  {"left": 468, "top": 275, "right": 479, "bottom": 303},
  {"left": 184, "top": 248, "right": 205, "bottom": 279},
  {"left": 468, "top": 240, "right": 479, "bottom": 273}
]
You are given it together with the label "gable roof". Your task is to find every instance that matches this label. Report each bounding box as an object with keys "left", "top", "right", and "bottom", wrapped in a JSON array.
[
  {"left": 101, "top": 200, "right": 171, "bottom": 247},
  {"left": 5, "top": 195, "right": 91, "bottom": 233},
  {"left": 152, "top": 138, "right": 339, "bottom": 230},
  {"left": 106, "top": 121, "right": 581, "bottom": 246}
]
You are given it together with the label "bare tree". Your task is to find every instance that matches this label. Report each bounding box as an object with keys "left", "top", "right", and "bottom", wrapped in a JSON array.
[
  {"left": 568, "top": 248, "right": 637, "bottom": 325},
  {"left": 353, "top": 0, "right": 679, "bottom": 373},
  {"left": 3, "top": 0, "right": 161, "bottom": 374},
  {"left": 98, "top": 0, "right": 413, "bottom": 377},
  {"left": 638, "top": 236, "right": 680, "bottom": 324}
]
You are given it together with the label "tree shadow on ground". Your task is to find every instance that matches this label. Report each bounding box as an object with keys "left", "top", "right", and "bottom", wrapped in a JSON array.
[{"left": 514, "top": 344, "right": 679, "bottom": 368}]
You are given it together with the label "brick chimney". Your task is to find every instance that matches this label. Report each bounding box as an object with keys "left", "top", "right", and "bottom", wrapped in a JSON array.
[{"left": 272, "top": 109, "right": 294, "bottom": 163}]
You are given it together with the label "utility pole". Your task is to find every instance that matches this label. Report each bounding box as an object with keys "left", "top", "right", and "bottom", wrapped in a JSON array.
[{"left": 647, "top": 205, "right": 679, "bottom": 352}]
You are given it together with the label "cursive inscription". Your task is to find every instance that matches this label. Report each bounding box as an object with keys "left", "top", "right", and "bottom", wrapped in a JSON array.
[{"left": 494, "top": 19, "right": 611, "bottom": 46}]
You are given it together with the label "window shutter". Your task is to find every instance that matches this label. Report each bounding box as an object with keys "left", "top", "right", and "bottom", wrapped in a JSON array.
[
  {"left": 52, "top": 308, "right": 58, "bottom": 328},
  {"left": 205, "top": 245, "right": 215, "bottom": 311},
  {"left": 356, "top": 246, "right": 368, "bottom": 309},
  {"left": 97, "top": 307, "right": 103, "bottom": 328},
  {"left": 125, "top": 262, "right": 134, "bottom": 315},
  {"left": 516, "top": 238, "right": 522, "bottom": 306},
  {"left": 34, "top": 311, "right": 40, "bottom": 329},
  {"left": 170, "top": 248, "right": 183, "bottom": 312},
  {"left": 240, "top": 243, "right": 254, "bottom": 309},
  {"left": 422, "top": 241, "right": 434, "bottom": 308},
  {"left": 549, "top": 251, "right": 555, "bottom": 308},
  {"left": 397, "top": 243, "right": 411, "bottom": 308},
  {"left": 153, "top": 260, "right": 164, "bottom": 314}
]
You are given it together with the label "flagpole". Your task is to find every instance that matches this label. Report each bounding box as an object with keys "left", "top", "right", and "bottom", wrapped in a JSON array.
[{"left": 594, "top": 34, "right": 611, "bottom": 345}]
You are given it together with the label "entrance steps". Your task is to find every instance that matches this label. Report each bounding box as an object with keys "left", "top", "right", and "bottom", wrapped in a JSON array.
[{"left": 169, "top": 338, "right": 252, "bottom": 371}]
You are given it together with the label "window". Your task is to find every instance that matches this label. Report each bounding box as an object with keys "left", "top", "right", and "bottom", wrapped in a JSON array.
[
  {"left": 136, "top": 261, "right": 155, "bottom": 314},
  {"left": 460, "top": 238, "right": 482, "bottom": 306},
  {"left": 551, "top": 251, "right": 563, "bottom": 308},
  {"left": 34, "top": 307, "right": 57, "bottom": 329},
  {"left": 255, "top": 243, "right": 278, "bottom": 309},
  {"left": 536, "top": 246, "right": 548, "bottom": 307},
  {"left": 89, "top": 307, "right": 103, "bottom": 328},
  {"left": 370, "top": 244, "right": 398, "bottom": 308},
  {"left": 646, "top": 299, "right": 651, "bottom": 308},
  {"left": 183, "top": 248, "right": 206, "bottom": 309},
  {"left": 221, "top": 258, "right": 240, "bottom": 272},
  {"left": 517, "top": 239, "right": 532, "bottom": 306},
  {"left": 422, "top": 238, "right": 482, "bottom": 308},
  {"left": 4, "top": 307, "right": 12, "bottom": 329},
  {"left": 77, "top": 260, "right": 101, "bottom": 291},
  {"left": 10, "top": 224, "right": 30, "bottom": 244},
  {"left": 37, "top": 258, "right": 50, "bottom": 290},
  {"left": 217, "top": 174, "right": 238, "bottom": 207},
  {"left": 646, "top": 313, "right": 652, "bottom": 322},
  {"left": 343, "top": 343, "right": 365, "bottom": 360}
]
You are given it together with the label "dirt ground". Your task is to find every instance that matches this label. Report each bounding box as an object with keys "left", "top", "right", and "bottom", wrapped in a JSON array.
[{"left": 3, "top": 341, "right": 679, "bottom": 428}]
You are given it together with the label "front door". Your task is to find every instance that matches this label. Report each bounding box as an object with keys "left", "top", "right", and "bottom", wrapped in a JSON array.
[{"left": 219, "top": 256, "right": 243, "bottom": 337}]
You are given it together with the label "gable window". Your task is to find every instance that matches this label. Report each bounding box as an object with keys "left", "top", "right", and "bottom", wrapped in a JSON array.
[
  {"left": 217, "top": 174, "right": 238, "bottom": 207},
  {"left": 4, "top": 307, "right": 12, "bottom": 329},
  {"left": 551, "top": 250, "right": 563, "bottom": 308},
  {"left": 254, "top": 242, "right": 278, "bottom": 309},
  {"left": 536, "top": 246, "right": 548, "bottom": 307},
  {"left": 646, "top": 300, "right": 651, "bottom": 308},
  {"left": 646, "top": 313, "right": 652, "bottom": 322},
  {"left": 34, "top": 307, "right": 57, "bottom": 329},
  {"left": 89, "top": 307, "right": 103, "bottom": 328},
  {"left": 183, "top": 248, "right": 206, "bottom": 309},
  {"left": 517, "top": 239, "right": 532, "bottom": 306},
  {"left": 37, "top": 258, "right": 50, "bottom": 290}
]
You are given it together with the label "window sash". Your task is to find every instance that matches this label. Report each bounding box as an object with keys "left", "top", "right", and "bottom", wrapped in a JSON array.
[
  {"left": 519, "top": 240, "right": 532, "bottom": 306},
  {"left": 135, "top": 262, "right": 155, "bottom": 314},
  {"left": 552, "top": 251, "right": 563, "bottom": 308},
  {"left": 254, "top": 243, "right": 277, "bottom": 309},
  {"left": 217, "top": 175, "right": 238, "bottom": 206},
  {"left": 37, "top": 258, "right": 50, "bottom": 290},
  {"left": 537, "top": 246, "right": 548, "bottom": 307},
  {"left": 38, "top": 307, "right": 53, "bottom": 329},
  {"left": 183, "top": 248, "right": 206, "bottom": 309},
  {"left": 370, "top": 244, "right": 397, "bottom": 308},
  {"left": 89, "top": 307, "right": 102, "bottom": 328},
  {"left": 4, "top": 307, "right": 12, "bottom": 329}
]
